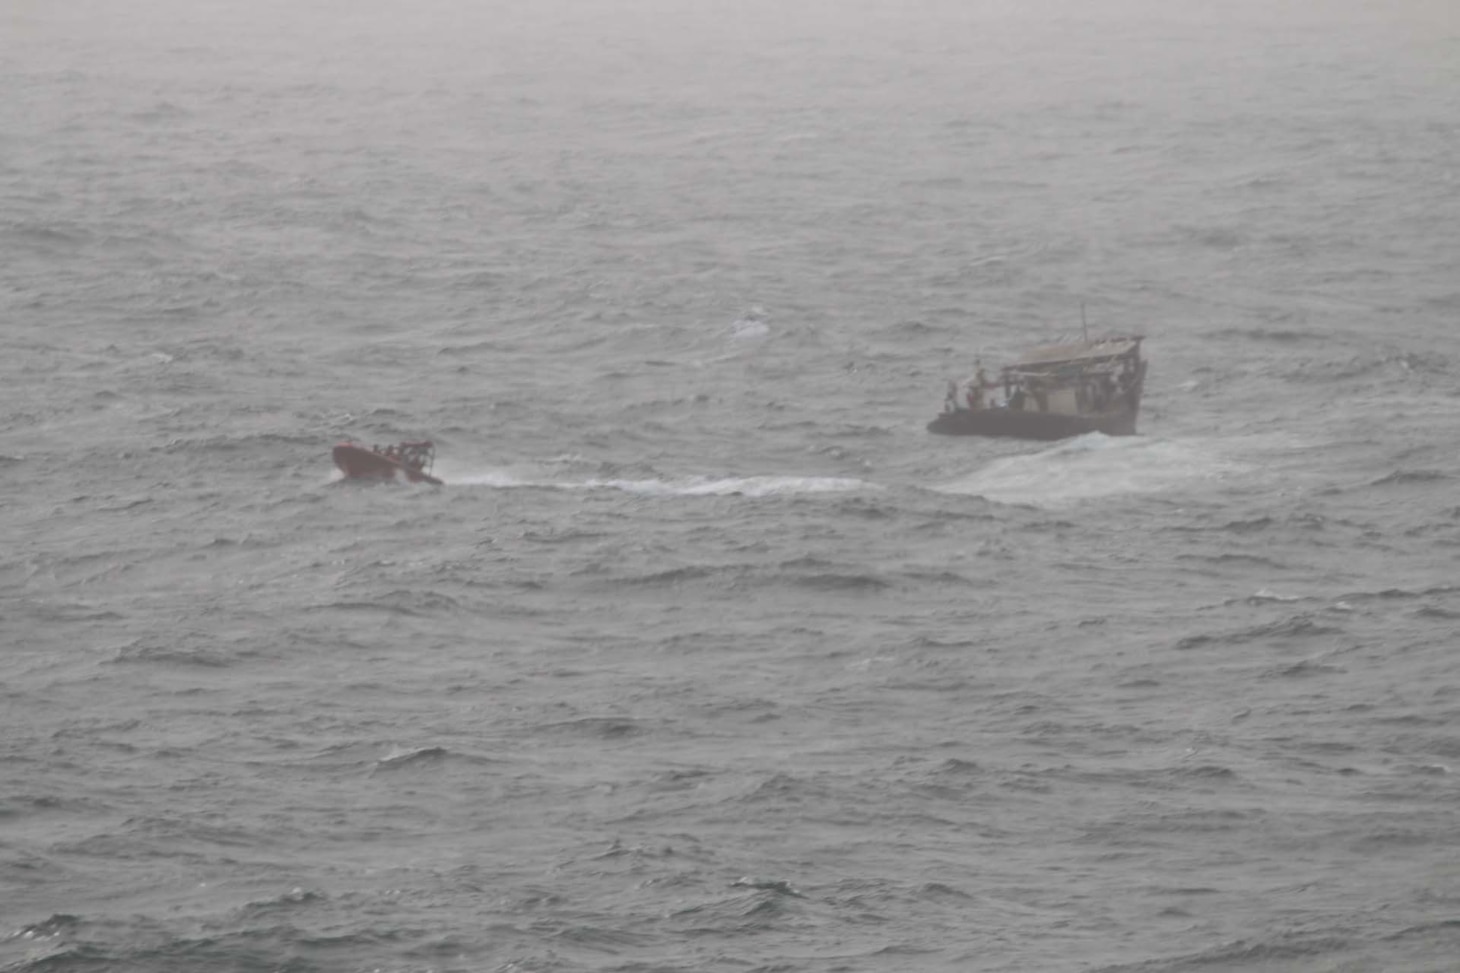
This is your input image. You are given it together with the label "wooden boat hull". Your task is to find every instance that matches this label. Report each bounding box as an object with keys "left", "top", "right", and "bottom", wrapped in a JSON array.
[
  {"left": 927, "top": 407, "right": 1138, "bottom": 440},
  {"left": 332, "top": 443, "right": 443, "bottom": 485},
  {"left": 930, "top": 336, "right": 1147, "bottom": 441}
]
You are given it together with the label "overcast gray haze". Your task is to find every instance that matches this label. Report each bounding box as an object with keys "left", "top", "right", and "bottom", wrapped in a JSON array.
[{"left": 4, "top": 0, "right": 1460, "bottom": 970}]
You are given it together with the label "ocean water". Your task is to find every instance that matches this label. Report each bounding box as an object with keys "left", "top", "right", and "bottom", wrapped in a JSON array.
[{"left": 4, "top": 1, "right": 1459, "bottom": 970}]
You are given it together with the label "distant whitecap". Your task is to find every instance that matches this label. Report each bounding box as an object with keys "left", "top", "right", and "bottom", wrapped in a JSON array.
[{"left": 731, "top": 306, "right": 771, "bottom": 340}]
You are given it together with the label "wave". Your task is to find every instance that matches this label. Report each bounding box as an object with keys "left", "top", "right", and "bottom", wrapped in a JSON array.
[
  {"left": 9, "top": 914, "right": 80, "bottom": 941},
  {"left": 307, "top": 590, "right": 463, "bottom": 617},
  {"left": 1177, "top": 614, "right": 1346, "bottom": 649},
  {"left": 1279, "top": 350, "right": 1454, "bottom": 383},
  {"left": 1206, "top": 326, "right": 1329, "bottom": 343},
  {"left": 730, "top": 876, "right": 803, "bottom": 897},
  {"left": 1339, "top": 584, "right": 1458, "bottom": 602},
  {"left": 610, "top": 565, "right": 726, "bottom": 587},
  {"left": 1245, "top": 588, "right": 1306, "bottom": 604},
  {"left": 1181, "top": 553, "right": 1291, "bottom": 570},
  {"left": 111, "top": 638, "right": 231, "bottom": 668},
  {"left": 236, "top": 887, "right": 325, "bottom": 919},
  {"left": 786, "top": 570, "right": 890, "bottom": 592},
  {"left": 0, "top": 921, "right": 341, "bottom": 973},
  {"left": 606, "top": 554, "right": 900, "bottom": 593},
  {"left": 667, "top": 884, "right": 800, "bottom": 933},
  {"left": 932, "top": 434, "right": 1246, "bottom": 507},
  {"left": 731, "top": 306, "right": 771, "bottom": 341},
  {"left": 2, "top": 220, "right": 93, "bottom": 250},
  {"left": 1088, "top": 932, "right": 1360, "bottom": 973},
  {"left": 1263, "top": 658, "right": 1346, "bottom": 679},
  {"left": 445, "top": 469, "right": 872, "bottom": 498},
  {"left": 1369, "top": 469, "right": 1452, "bottom": 487},
  {"left": 161, "top": 431, "right": 322, "bottom": 455},
  {"left": 531, "top": 717, "right": 649, "bottom": 740},
  {"left": 586, "top": 475, "right": 868, "bottom": 498},
  {"left": 373, "top": 746, "right": 451, "bottom": 769}
]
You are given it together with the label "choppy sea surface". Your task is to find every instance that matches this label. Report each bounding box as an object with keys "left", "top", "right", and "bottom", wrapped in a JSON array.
[{"left": 4, "top": 1, "right": 1459, "bottom": 970}]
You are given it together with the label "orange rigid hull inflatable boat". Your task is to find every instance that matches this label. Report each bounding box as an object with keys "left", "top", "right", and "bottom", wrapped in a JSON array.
[{"left": 332, "top": 440, "right": 443, "bottom": 485}]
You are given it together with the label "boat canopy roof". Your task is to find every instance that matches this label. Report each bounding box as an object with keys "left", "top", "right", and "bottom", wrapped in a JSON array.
[{"left": 1011, "top": 335, "right": 1143, "bottom": 370}]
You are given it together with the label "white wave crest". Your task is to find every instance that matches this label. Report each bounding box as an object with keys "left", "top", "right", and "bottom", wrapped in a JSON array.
[{"left": 731, "top": 305, "right": 770, "bottom": 340}]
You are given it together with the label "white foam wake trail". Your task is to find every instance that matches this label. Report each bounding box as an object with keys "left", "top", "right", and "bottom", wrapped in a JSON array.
[
  {"left": 586, "top": 475, "right": 870, "bottom": 498},
  {"left": 440, "top": 470, "right": 523, "bottom": 488},
  {"left": 443, "top": 470, "right": 872, "bottom": 498},
  {"left": 933, "top": 434, "right": 1247, "bottom": 507}
]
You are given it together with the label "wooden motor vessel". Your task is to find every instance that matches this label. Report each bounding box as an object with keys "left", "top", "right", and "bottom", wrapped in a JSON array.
[
  {"left": 928, "top": 335, "right": 1147, "bottom": 440},
  {"left": 332, "top": 440, "right": 443, "bottom": 485}
]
